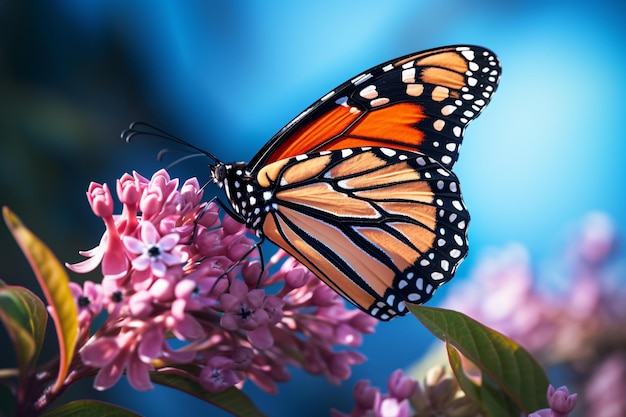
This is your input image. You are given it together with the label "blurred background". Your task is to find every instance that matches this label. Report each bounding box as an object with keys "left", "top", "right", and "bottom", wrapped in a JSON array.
[{"left": 1, "top": 1, "right": 625, "bottom": 416}]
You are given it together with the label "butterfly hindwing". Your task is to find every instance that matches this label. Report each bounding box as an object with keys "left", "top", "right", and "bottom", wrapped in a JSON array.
[
  {"left": 248, "top": 45, "right": 501, "bottom": 172},
  {"left": 255, "top": 147, "right": 469, "bottom": 320}
]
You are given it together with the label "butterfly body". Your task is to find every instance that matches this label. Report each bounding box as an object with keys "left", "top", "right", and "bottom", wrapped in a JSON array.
[{"left": 208, "top": 45, "right": 500, "bottom": 320}]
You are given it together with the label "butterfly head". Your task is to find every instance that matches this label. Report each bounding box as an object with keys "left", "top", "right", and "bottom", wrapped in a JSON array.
[
  {"left": 211, "top": 161, "right": 266, "bottom": 234},
  {"left": 210, "top": 161, "right": 249, "bottom": 188}
]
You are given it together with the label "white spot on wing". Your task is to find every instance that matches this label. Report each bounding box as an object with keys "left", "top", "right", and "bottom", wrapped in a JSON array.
[
  {"left": 352, "top": 73, "right": 373, "bottom": 85},
  {"left": 360, "top": 85, "right": 378, "bottom": 99},
  {"left": 321, "top": 90, "right": 336, "bottom": 101},
  {"left": 370, "top": 97, "right": 390, "bottom": 107},
  {"left": 441, "top": 105, "right": 457, "bottom": 116},
  {"left": 402, "top": 68, "right": 416, "bottom": 83},
  {"left": 461, "top": 50, "right": 475, "bottom": 60}
]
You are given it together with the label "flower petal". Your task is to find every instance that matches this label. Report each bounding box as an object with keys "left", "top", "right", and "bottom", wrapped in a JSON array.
[
  {"left": 140, "top": 221, "right": 159, "bottom": 245},
  {"left": 138, "top": 325, "right": 164, "bottom": 362},
  {"left": 158, "top": 233, "right": 179, "bottom": 251},
  {"left": 81, "top": 337, "right": 119, "bottom": 367},
  {"left": 127, "top": 354, "right": 154, "bottom": 391},
  {"left": 123, "top": 236, "right": 145, "bottom": 254},
  {"left": 93, "top": 347, "right": 130, "bottom": 391},
  {"left": 248, "top": 325, "right": 273, "bottom": 349}
]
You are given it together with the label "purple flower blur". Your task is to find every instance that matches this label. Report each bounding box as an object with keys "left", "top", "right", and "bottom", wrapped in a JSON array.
[
  {"left": 66, "top": 169, "right": 377, "bottom": 394},
  {"left": 442, "top": 212, "right": 624, "bottom": 415}
]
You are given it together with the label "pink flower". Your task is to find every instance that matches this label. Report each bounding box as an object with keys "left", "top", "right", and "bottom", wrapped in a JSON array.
[
  {"left": 199, "top": 356, "right": 241, "bottom": 393},
  {"left": 69, "top": 280, "right": 103, "bottom": 326},
  {"left": 169, "top": 281, "right": 206, "bottom": 340},
  {"left": 116, "top": 172, "right": 144, "bottom": 206},
  {"left": 86, "top": 182, "right": 129, "bottom": 278},
  {"left": 529, "top": 385, "right": 577, "bottom": 417},
  {"left": 87, "top": 182, "right": 114, "bottom": 218},
  {"left": 219, "top": 280, "right": 283, "bottom": 348},
  {"left": 387, "top": 369, "right": 417, "bottom": 400},
  {"left": 333, "top": 370, "right": 416, "bottom": 417},
  {"left": 81, "top": 331, "right": 154, "bottom": 391},
  {"left": 373, "top": 395, "right": 412, "bottom": 417},
  {"left": 585, "top": 353, "right": 626, "bottom": 416},
  {"left": 123, "top": 221, "right": 187, "bottom": 278},
  {"left": 220, "top": 280, "right": 269, "bottom": 331},
  {"left": 547, "top": 385, "right": 577, "bottom": 416}
]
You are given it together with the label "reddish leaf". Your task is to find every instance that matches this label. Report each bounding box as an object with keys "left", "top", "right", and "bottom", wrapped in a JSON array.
[
  {"left": 40, "top": 400, "right": 143, "bottom": 417},
  {"left": 150, "top": 371, "right": 268, "bottom": 417},
  {"left": 3, "top": 207, "right": 78, "bottom": 394}
]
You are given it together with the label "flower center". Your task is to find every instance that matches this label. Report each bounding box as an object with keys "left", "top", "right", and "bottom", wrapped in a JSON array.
[
  {"left": 78, "top": 296, "right": 91, "bottom": 308},
  {"left": 147, "top": 245, "right": 161, "bottom": 258},
  {"left": 238, "top": 305, "right": 252, "bottom": 320}
]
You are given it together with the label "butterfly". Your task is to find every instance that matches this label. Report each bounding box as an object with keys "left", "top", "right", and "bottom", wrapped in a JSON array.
[{"left": 127, "top": 45, "right": 500, "bottom": 321}]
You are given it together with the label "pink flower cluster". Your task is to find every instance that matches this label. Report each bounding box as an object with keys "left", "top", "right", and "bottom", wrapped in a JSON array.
[
  {"left": 331, "top": 369, "right": 417, "bottom": 417},
  {"left": 334, "top": 368, "right": 576, "bottom": 417},
  {"left": 67, "top": 170, "right": 377, "bottom": 393},
  {"left": 443, "top": 212, "right": 624, "bottom": 415}
]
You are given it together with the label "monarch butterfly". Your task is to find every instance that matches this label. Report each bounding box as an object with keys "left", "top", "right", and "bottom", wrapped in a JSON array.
[{"left": 127, "top": 45, "right": 500, "bottom": 321}]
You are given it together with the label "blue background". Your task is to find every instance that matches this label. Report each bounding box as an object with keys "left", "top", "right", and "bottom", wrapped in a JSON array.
[{"left": 1, "top": 1, "right": 625, "bottom": 416}]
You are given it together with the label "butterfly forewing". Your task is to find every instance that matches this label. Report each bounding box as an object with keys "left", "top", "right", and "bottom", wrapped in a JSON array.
[
  {"left": 248, "top": 45, "right": 501, "bottom": 172},
  {"left": 256, "top": 147, "right": 469, "bottom": 321}
]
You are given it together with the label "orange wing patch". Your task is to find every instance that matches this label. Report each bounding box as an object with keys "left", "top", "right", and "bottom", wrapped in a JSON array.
[
  {"left": 265, "top": 106, "right": 360, "bottom": 165},
  {"left": 346, "top": 103, "right": 427, "bottom": 146},
  {"left": 414, "top": 51, "right": 469, "bottom": 73},
  {"left": 266, "top": 102, "right": 427, "bottom": 165},
  {"left": 276, "top": 183, "right": 380, "bottom": 218}
]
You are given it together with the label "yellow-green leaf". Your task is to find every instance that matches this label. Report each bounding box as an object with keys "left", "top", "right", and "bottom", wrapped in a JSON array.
[
  {"left": 0, "top": 285, "right": 48, "bottom": 374},
  {"left": 3, "top": 207, "right": 78, "bottom": 394},
  {"left": 41, "top": 400, "right": 143, "bottom": 417},
  {"left": 446, "top": 342, "right": 519, "bottom": 417},
  {"left": 408, "top": 304, "right": 549, "bottom": 414}
]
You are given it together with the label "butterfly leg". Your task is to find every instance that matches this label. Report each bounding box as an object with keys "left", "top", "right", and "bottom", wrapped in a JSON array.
[{"left": 208, "top": 237, "right": 265, "bottom": 295}]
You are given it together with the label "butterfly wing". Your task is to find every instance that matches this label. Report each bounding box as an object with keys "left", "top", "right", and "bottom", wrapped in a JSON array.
[
  {"left": 256, "top": 147, "right": 469, "bottom": 320},
  {"left": 248, "top": 45, "right": 500, "bottom": 173}
]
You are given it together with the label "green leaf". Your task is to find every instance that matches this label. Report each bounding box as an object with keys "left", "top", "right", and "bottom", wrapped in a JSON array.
[
  {"left": 150, "top": 371, "right": 268, "bottom": 417},
  {"left": 3, "top": 207, "right": 78, "bottom": 394},
  {"left": 447, "top": 342, "right": 519, "bottom": 417},
  {"left": 408, "top": 304, "right": 549, "bottom": 414},
  {"left": 0, "top": 285, "right": 48, "bottom": 374},
  {"left": 40, "top": 400, "right": 143, "bottom": 417}
]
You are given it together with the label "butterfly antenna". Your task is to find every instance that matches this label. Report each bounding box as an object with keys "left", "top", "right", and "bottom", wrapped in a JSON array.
[
  {"left": 156, "top": 148, "right": 208, "bottom": 170},
  {"left": 121, "top": 121, "right": 220, "bottom": 164}
]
